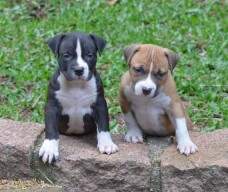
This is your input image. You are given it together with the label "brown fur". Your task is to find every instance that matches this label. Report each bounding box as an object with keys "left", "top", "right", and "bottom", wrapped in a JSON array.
[
  {"left": 119, "top": 72, "right": 131, "bottom": 113},
  {"left": 120, "top": 44, "right": 191, "bottom": 135},
  {"left": 159, "top": 114, "right": 175, "bottom": 135}
]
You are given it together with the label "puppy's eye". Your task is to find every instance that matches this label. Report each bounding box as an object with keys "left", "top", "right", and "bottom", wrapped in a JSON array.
[
  {"left": 154, "top": 71, "right": 167, "bottom": 79},
  {"left": 63, "top": 53, "right": 72, "bottom": 60},
  {"left": 133, "top": 66, "right": 145, "bottom": 74},
  {"left": 87, "top": 53, "right": 94, "bottom": 59}
]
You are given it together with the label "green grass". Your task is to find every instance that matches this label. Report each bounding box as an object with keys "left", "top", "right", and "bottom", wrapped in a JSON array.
[{"left": 0, "top": 0, "right": 227, "bottom": 132}]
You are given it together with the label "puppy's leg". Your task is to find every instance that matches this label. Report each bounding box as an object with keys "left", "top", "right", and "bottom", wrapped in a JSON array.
[
  {"left": 39, "top": 102, "right": 60, "bottom": 163},
  {"left": 119, "top": 87, "right": 143, "bottom": 143},
  {"left": 94, "top": 96, "right": 118, "bottom": 155},
  {"left": 124, "top": 112, "right": 143, "bottom": 143},
  {"left": 169, "top": 102, "right": 198, "bottom": 156}
]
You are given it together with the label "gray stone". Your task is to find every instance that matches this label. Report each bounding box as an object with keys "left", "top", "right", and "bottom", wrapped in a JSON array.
[
  {"left": 32, "top": 133, "right": 151, "bottom": 192},
  {"left": 0, "top": 119, "right": 44, "bottom": 179},
  {"left": 160, "top": 129, "right": 228, "bottom": 192},
  {"left": 1, "top": 118, "right": 227, "bottom": 192}
]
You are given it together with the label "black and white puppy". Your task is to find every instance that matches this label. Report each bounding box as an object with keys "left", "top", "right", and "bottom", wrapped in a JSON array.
[{"left": 39, "top": 32, "right": 118, "bottom": 164}]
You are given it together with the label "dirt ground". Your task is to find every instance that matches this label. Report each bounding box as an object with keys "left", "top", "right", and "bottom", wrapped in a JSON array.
[{"left": 0, "top": 179, "right": 62, "bottom": 192}]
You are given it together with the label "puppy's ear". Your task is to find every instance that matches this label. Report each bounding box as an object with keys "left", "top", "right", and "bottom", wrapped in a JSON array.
[
  {"left": 164, "top": 49, "right": 179, "bottom": 72},
  {"left": 89, "top": 34, "right": 106, "bottom": 55},
  {"left": 47, "top": 34, "right": 65, "bottom": 56},
  {"left": 124, "top": 44, "right": 140, "bottom": 66}
]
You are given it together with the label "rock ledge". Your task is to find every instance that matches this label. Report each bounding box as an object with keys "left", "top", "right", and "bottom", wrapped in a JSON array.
[{"left": 0, "top": 118, "right": 227, "bottom": 192}]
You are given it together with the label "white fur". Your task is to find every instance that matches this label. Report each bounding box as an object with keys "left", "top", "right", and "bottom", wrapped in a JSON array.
[
  {"left": 124, "top": 112, "right": 143, "bottom": 143},
  {"left": 124, "top": 85, "right": 171, "bottom": 135},
  {"left": 175, "top": 118, "right": 198, "bottom": 155},
  {"left": 124, "top": 85, "right": 198, "bottom": 155},
  {"left": 134, "top": 73, "right": 157, "bottom": 96},
  {"left": 56, "top": 73, "right": 97, "bottom": 134},
  {"left": 39, "top": 139, "right": 59, "bottom": 164},
  {"left": 76, "top": 38, "right": 89, "bottom": 79},
  {"left": 97, "top": 131, "right": 118, "bottom": 154}
]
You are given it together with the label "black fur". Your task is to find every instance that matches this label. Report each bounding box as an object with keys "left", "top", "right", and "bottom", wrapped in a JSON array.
[
  {"left": 92, "top": 71, "right": 109, "bottom": 132},
  {"left": 44, "top": 32, "right": 109, "bottom": 141}
]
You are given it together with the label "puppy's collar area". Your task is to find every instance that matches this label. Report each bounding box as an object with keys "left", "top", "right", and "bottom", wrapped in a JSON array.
[{"left": 56, "top": 92, "right": 99, "bottom": 103}]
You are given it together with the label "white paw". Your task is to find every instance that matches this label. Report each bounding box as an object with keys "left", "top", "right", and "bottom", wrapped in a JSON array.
[
  {"left": 97, "top": 132, "right": 119, "bottom": 155},
  {"left": 177, "top": 139, "right": 198, "bottom": 156},
  {"left": 39, "top": 139, "right": 59, "bottom": 164},
  {"left": 125, "top": 129, "right": 143, "bottom": 143}
]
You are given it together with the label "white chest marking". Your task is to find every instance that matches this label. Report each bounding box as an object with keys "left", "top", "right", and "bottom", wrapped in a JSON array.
[
  {"left": 134, "top": 49, "right": 157, "bottom": 97},
  {"left": 124, "top": 86, "right": 171, "bottom": 135},
  {"left": 56, "top": 73, "right": 97, "bottom": 134}
]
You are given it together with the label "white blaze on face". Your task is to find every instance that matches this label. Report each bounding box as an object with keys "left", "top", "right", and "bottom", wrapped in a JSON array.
[
  {"left": 134, "top": 73, "right": 157, "bottom": 96},
  {"left": 134, "top": 51, "right": 157, "bottom": 96},
  {"left": 76, "top": 38, "right": 89, "bottom": 79}
]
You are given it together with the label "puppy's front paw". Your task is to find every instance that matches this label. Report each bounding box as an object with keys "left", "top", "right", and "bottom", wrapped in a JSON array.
[
  {"left": 39, "top": 139, "right": 59, "bottom": 164},
  {"left": 125, "top": 129, "right": 143, "bottom": 143},
  {"left": 177, "top": 139, "right": 198, "bottom": 156},
  {"left": 97, "top": 132, "right": 119, "bottom": 155}
]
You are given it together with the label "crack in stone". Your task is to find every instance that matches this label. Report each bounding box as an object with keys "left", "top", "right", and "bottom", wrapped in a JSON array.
[{"left": 147, "top": 137, "right": 171, "bottom": 192}]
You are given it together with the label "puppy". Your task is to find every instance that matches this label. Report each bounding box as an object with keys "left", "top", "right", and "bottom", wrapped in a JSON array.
[
  {"left": 119, "top": 44, "right": 198, "bottom": 156},
  {"left": 39, "top": 32, "right": 118, "bottom": 164}
]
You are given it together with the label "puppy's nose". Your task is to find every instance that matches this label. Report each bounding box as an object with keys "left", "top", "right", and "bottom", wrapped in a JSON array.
[
  {"left": 142, "top": 87, "right": 152, "bottom": 96},
  {"left": 74, "top": 67, "right": 84, "bottom": 76}
]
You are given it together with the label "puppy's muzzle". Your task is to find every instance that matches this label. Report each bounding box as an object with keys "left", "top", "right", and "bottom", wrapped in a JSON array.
[
  {"left": 74, "top": 66, "right": 84, "bottom": 76},
  {"left": 142, "top": 87, "right": 152, "bottom": 96}
]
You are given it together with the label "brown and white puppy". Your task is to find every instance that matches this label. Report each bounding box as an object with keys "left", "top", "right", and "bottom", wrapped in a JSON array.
[{"left": 119, "top": 44, "right": 198, "bottom": 156}]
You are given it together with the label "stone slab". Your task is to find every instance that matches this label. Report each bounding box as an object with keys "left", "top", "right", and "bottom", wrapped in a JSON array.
[
  {"left": 1, "top": 118, "right": 227, "bottom": 192},
  {"left": 32, "top": 133, "right": 151, "bottom": 192},
  {"left": 0, "top": 119, "right": 44, "bottom": 179},
  {"left": 160, "top": 129, "right": 228, "bottom": 192}
]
